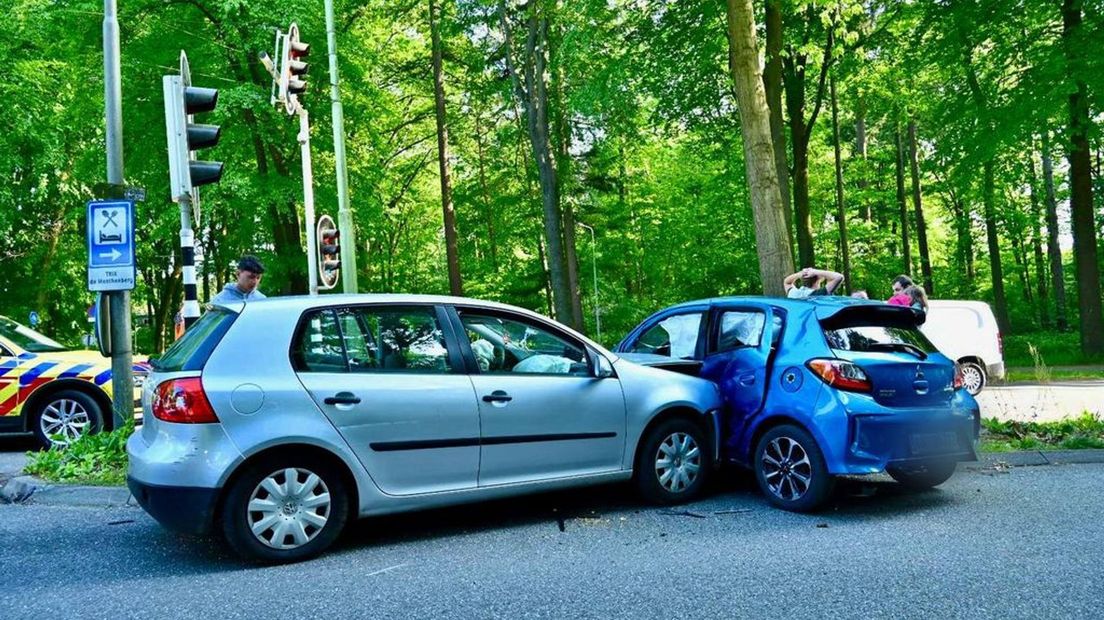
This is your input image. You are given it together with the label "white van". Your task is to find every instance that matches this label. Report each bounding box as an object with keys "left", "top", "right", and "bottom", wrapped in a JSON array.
[{"left": 918, "top": 300, "right": 1005, "bottom": 395}]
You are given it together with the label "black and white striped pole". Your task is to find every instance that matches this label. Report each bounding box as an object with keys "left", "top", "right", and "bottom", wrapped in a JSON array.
[{"left": 163, "top": 51, "right": 223, "bottom": 327}]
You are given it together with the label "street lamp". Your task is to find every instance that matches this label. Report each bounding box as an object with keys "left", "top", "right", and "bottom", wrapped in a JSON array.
[{"left": 576, "top": 221, "right": 600, "bottom": 342}]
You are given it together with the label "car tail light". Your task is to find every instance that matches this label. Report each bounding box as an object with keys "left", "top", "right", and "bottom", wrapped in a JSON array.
[
  {"left": 997, "top": 331, "right": 1004, "bottom": 355},
  {"left": 807, "top": 359, "right": 872, "bottom": 393},
  {"left": 953, "top": 363, "right": 965, "bottom": 390},
  {"left": 152, "top": 378, "right": 218, "bottom": 424}
]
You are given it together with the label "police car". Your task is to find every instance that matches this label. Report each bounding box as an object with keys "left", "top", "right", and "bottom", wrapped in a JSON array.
[{"left": 0, "top": 315, "right": 145, "bottom": 449}]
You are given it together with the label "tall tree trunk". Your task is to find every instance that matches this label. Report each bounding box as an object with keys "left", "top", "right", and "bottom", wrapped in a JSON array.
[
  {"left": 908, "top": 119, "right": 933, "bottom": 294},
  {"left": 855, "top": 94, "right": 871, "bottom": 222},
  {"left": 551, "top": 30, "right": 584, "bottom": 331},
  {"left": 473, "top": 111, "right": 498, "bottom": 271},
  {"left": 830, "top": 74, "right": 850, "bottom": 293},
  {"left": 946, "top": 185, "right": 975, "bottom": 294},
  {"left": 1062, "top": 0, "right": 1104, "bottom": 355},
  {"left": 429, "top": 0, "right": 463, "bottom": 296},
  {"left": 1010, "top": 232, "right": 1034, "bottom": 306},
  {"left": 764, "top": 0, "right": 794, "bottom": 254},
  {"left": 725, "top": 0, "right": 795, "bottom": 295},
  {"left": 1042, "top": 130, "right": 1069, "bottom": 330},
  {"left": 983, "top": 161, "right": 1011, "bottom": 333},
  {"left": 781, "top": 7, "right": 833, "bottom": 269},
  {"left": 500, "top": 0, "right": 573, "bottom": 323},
  {"left": 894, "top": 123, "right": 911, "bottom": 275},
  {"left": 1027, "top": 151, "right": 1050, "bottom": 326}
]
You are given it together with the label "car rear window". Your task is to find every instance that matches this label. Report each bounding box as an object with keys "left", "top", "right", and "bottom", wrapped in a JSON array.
[
  {"left": 823, "top": 324, "right": 937, "bottom": 354},
  {"left": 151, "top": 307, "right": 238, "bottom": 372}
]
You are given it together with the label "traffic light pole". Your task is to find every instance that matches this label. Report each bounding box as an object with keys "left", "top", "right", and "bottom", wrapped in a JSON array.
[
  {"left": 299, "top": 107, "right": 319, "bottom": 296},
  {"left": 324, "top": 0, "right": 358, "bottom": 294},
  {"left": 179, "top": 196, "right": 199, "bottom": 327},
  {"left": 102, "top": 0, "right": 132, "bottom": 431}
]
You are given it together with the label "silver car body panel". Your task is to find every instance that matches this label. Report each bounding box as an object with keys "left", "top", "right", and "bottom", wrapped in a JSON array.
[{"left": 127, "top": 294, "right": 723, "bottom": 520}]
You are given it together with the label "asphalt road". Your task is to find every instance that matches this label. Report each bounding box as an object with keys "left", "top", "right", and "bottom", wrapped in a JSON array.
[{"left": 1, "top": 463, "right": 1101, "bottom": 619}]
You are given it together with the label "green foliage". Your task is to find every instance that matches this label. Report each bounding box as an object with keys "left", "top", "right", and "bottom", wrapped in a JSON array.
[
  {"left": 24, "top": 423, "right": 133, "bottom": 486},
  {"left": 0, "top": 0, "right": 1100, "bottom": 354},
  {"left": 981, "top": 412, "right": 1104, "bottom": 452},
  {"left": 1003, "top": 333, "right": 1104, "bottom": 368}
]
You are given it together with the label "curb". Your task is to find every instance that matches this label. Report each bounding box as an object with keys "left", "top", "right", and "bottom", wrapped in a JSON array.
[
  {"left": 0, "top": 475, "right": 137, "bottom": 508},
  {"left": 969, "top": 449, "right": 1104, "bottom": 469}
]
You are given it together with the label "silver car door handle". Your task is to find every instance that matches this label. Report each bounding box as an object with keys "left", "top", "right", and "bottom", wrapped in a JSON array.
[
  {"left": 482, "top": 391, "right": 513, "bottom": 403},
  {"left": 324, "top": 392, "right": 361, "bottom": 405}
]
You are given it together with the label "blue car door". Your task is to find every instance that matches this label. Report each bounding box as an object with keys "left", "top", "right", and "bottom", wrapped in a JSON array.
[{"left": 698, "top": 302, "right": 776, "bottom": 438}]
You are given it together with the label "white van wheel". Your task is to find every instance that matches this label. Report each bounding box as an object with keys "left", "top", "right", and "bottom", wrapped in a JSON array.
[{"left": 961, "top": 362, "right": 986, "bottom": 395}]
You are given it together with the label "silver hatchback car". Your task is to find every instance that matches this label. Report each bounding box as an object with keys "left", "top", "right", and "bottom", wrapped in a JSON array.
[{"left": 127, "top": 295, "right": 722, "bottom": 562}]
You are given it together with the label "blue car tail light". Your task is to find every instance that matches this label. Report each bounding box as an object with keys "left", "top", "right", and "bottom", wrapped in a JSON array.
[{"left": 806, "top": 359, "right": 872, "bottom": 393}]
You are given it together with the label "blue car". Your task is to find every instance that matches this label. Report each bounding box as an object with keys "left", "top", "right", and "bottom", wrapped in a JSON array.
[{"left": 616, "top": 296, "right": 980, "bottom": 512}]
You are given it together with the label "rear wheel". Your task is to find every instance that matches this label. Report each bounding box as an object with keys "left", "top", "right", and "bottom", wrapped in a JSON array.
[
  {"left": 754, "top": 424, "right": 835, "bottom": 512},
  {"left": 634, "top": 418, "right": 711, "bottom": 505},
  {"left": 887, "top": 462, "right": 957, "bottom": 490},
  {"left": 221, "top": 456, "right": 350, "bottom": 564},
  {"left": 31, "top": 389, "right": 103, "bottom": 450},
  {"left": 960, "top": 361, "right": 986, "bottom": 395}
]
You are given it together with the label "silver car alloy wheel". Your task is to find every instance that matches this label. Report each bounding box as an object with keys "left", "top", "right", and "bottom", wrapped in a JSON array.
[
  {"left": 247, "top": 468, "right": 332, "bottom": 550},
  {"left": 962, "top": 364, "right": 984, "bottom": 395},
  {"left": 762, "top": 436, "right": 813, "bottom": 502},
  {"left": 655, "top": 432, "right": 701, "bottom": 494},
  {"left": 39, "top": 398, "right": 91, "bottom": 447}
]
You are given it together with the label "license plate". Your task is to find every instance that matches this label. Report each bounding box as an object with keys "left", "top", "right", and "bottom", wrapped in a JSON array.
[{"left": 909, "top": 431, "right": 959, "bottom": 455}]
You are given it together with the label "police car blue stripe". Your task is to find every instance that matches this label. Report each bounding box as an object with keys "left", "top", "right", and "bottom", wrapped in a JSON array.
[
  {"left": 59, "top": 363, "right": 95, "bottom": 379},
  {"left": 18, "top": 352, "right": 37, "bottom": 360},
  {"left": 0, "top": 359, "right": 18, "bottom": 378},
  {"left": 93, "top": 369, "right": 113, "bottom": 385},
  {"left": 19, "top": 362, "right": 60, "bottom": 386}
]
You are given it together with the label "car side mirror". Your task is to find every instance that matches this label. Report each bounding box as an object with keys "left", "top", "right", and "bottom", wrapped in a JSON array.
[{"left": 592, "top": 352, "right": 615, "bottom": 379}]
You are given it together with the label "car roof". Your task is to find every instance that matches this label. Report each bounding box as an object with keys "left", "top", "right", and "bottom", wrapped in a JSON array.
[
  {"left": 213, "top": 293, "right": 545, "bottom": 314},
  {"left": 659, "top": 295, "right": 878, "bottom": 317}
]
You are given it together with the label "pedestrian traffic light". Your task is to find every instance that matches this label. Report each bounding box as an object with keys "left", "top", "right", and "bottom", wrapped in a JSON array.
[
  {"left": 279, "top": 23, "right": 310, "bottom": 114},
  {"left": 163, "top": 51, "right": 223, "bottom": 203},
  {"left": 317, "top": 215, "right": 340, "bottom": 290}
]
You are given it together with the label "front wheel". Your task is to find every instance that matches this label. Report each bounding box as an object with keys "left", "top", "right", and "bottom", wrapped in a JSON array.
[
  {"left": 887, "top": 462, "right": 957, "bottom": 490},
  {"left": 634, "top": 418, "right": 711, "bottom": 505},
  {"left": 221, "top": 456, "right": 350, "bottom": 564},
  {"left": 754, "top": 424, "right": 835, "bottom": 512}
]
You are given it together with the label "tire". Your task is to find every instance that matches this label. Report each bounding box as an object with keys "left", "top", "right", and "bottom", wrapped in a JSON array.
[
  {"left": 960, "top": 361, "right": 986, "bottom": 395},
  {"left": 221, "top": 455, "right": 350, "bottom": 564},
  {"left": 634, "top": 418, "right": 711, "bottom": 505},
  {"left": 754, "top": 424, "right": 835, "bottom": 512},
  {"left": 887, "top": 462, "right": 957, "bottom": 490},
  {"left": 30, "top": 389, "right": 104, "bottom": 450}
]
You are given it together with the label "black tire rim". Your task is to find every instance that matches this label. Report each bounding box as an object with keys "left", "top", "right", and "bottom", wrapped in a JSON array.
[{"left": 761, "top": 436, "right": 813, "bottom": 502}]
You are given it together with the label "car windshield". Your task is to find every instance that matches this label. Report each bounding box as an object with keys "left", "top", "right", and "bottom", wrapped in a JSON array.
[{"left": 0, "top": 316, "right": 67, "bottom": 353}]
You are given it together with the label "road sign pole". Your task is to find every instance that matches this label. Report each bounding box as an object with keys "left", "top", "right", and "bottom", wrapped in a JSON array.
[
  {"left": 325, "top": 0, "right": 358, "bottom": 294},
  {"left": 103, "top": 0, "right": 131, "bottom": 431},
  {"left": 299, "top": 107, "right": 319, "bottom": 296}
]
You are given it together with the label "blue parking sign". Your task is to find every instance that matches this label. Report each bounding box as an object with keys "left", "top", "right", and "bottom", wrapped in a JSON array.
[{"left": 87, "top": 200, "right": 136, "bottom": 291}]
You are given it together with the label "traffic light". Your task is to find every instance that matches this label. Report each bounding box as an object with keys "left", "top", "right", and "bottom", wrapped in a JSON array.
[
  {"left": 317, "top": 215, "right": 340, "bottom": 290},
  {"left": 279, "top": 23, "right": 310, "bottom": 114},
  {"left": 163, "top": 52, "right": 223, "bottom": 202}
]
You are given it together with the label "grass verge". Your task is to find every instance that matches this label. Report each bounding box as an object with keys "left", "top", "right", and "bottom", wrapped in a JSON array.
[
  {"left": 23, "top": 423, "right": 132, "bottom": 486},
  {"left": 980, "top": 412, "right": 1104, "bottom": 452}
]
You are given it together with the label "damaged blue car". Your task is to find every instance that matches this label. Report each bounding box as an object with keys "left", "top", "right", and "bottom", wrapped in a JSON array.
[{"left": 616, "top": 297, "right": 980, "bottom": 512}]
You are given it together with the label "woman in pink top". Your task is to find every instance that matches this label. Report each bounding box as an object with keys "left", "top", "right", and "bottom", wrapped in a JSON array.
[{"left": 887, "top": 274, "right": 913, "bottom": 306}]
